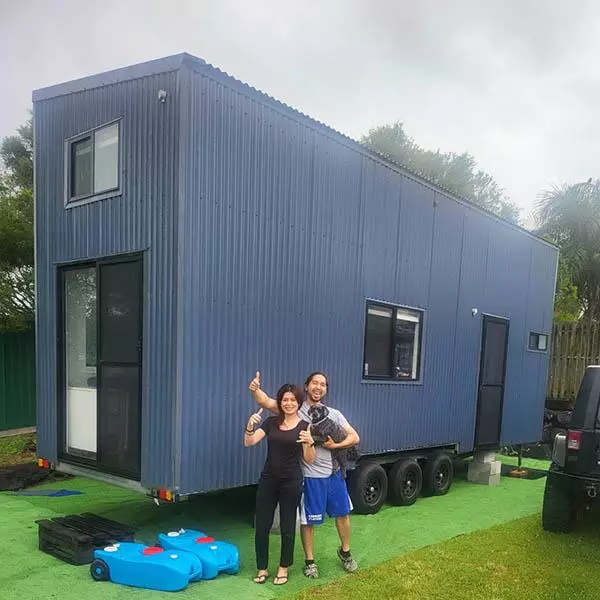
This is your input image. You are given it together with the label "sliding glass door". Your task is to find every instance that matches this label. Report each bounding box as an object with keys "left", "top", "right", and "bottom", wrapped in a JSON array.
[{"left": 59, "top": 256, "right": 142, "bottom": 480}]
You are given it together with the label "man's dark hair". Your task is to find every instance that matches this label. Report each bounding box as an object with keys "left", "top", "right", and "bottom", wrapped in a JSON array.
[{"left": 305, "top": 372, "right": 329, "bottom": 393}]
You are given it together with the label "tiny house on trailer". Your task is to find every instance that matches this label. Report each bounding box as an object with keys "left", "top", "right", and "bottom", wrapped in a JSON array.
[{"left": 33, "top": 54, "right": 558, "bottom": 513}]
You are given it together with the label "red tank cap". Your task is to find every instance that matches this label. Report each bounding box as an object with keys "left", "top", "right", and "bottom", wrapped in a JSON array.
[
  {"left": 196, "top": 536, "right": 215, "bottom": 544},
  {"left": 143, "top": 546, "right": 165, "bottom": 556}
]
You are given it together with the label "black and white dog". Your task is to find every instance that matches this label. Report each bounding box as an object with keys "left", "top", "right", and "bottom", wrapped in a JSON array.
[{"left": 307, "top": 404, "right": 359, "bottom": 478}]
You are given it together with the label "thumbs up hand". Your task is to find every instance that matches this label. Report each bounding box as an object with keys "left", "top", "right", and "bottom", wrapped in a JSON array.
[
  {"left": 249, "top": 371, "right": 261, "bottom": 393},
  {"left": 247, "top": 407, "right": 264, "bottom": 431}
]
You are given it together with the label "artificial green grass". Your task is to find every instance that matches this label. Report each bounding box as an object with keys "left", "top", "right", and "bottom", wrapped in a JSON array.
[
  {"left": 293, "top": 511, "right": 600, "bottom": 600},
  {"left": 0, "top": 462, "right": 548, "bottom": 600},
  {"left": 0, "top": 433, "right": 36, "bottom": 467}
]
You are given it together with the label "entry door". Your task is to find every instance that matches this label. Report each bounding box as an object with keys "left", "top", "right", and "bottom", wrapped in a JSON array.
[
  {"left": 474, "top": 315, "right": 509, "bottom": 448},
  {"left": 97, "top": 259, "right": 143, "bottom": 479},
  {"left": 60, "top": 256, "right": 142, "bottom": 480}
]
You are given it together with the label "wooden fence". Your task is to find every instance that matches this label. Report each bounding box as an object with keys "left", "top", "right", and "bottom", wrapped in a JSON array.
[{"left": 547, "top": 322, "right": 600, "bottom": 402}]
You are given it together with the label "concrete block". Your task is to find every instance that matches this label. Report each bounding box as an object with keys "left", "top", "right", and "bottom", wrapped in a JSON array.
[
  {"left": 473, "top": 451, "right": 497, "bottom": 464},
  {"left": 468, "top": 459, "right": 502, "bottom": 486},
  {"left": 488, "top": 472, "right": 501, "bottom": 486}
]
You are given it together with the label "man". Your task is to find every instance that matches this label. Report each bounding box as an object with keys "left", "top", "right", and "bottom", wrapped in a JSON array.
[{"left": 249, "top": 370, "right": 360, "bottom": 578}]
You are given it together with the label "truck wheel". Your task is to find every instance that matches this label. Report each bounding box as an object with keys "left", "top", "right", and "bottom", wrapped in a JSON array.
[
  {"left": 90, "top": 559, "right": 110, "bottom": 581},
  {"left": 388, "top": 459, "right": 423, "bottom": 506},
  {"left": 542, "top": 468, "right": 575, "bottom": 533},
  {"left": 423, "top": 453, "right": 453, "bottom": 496},
  {"left": 347, "top": 463, "right": 388, "bottom": 514}
]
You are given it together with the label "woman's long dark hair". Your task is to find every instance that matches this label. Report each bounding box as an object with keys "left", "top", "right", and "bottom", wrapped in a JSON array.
[{"left": 275, "top": 383, "right": 303, "bottom": 422}]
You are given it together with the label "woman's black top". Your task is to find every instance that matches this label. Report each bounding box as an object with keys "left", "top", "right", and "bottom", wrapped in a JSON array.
[{"left": 258, "top": 416, "right": 308, "bottom": 480}]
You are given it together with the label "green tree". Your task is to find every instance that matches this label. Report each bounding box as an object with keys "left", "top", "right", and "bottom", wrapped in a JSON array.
[
  {"left": 0, "top": 116, "right": 34, "bottom": 331},
  {"left": 552, "top": 258, "right": 581, "bottom": 323},
  {"left": 1, "top": 119, "right": 33, "bottom": 191},
  {"left": 361, "top": 122, "right": 520, "bottom": 223},
  {"left": 535, "top": 180, "right": 600, "bottom": 322}
]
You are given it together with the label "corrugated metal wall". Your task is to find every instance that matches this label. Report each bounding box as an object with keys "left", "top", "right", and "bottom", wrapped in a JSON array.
[
  {"left": 176, "top": 63, "right": 557, "bottom": 494},
  {"left": 0, "top": 331, "right": 36, "bottom": 432},
  {"left": 34, "top": 55, "right": 557, "bottom": 496},
  {"left": 34, "top": 71, "right": 181, "bottom": 489}
]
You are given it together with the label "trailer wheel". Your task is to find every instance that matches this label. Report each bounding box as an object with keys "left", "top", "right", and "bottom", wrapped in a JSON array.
[
  {"left": 90, "top": 559, "right": 110, "bottom": 582},
  {"left": 347, "top": 463, "right": 388, "bottom": 514},
  {"left": 388, "top": 459, "right": 422, "bottom": 506},
  {"left": 423, "top": 453, "right": 453, "bottom": 496},
  {"left": 542, "top": 467, "right": 576, "bottom": 533}
]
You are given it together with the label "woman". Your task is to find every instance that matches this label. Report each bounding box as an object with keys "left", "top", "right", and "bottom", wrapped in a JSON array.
[{"left": 244, "top": 382, "right": 315, "bottom": 586}]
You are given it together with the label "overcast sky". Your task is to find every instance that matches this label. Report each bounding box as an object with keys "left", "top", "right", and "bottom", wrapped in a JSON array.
[{"left": 2, "top": 0, "right": 600, "bottom": 225}]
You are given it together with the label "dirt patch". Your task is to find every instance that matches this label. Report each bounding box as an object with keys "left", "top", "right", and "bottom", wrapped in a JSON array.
[{"left": 0, "top": 433, "right": 37, "bottom": 468}]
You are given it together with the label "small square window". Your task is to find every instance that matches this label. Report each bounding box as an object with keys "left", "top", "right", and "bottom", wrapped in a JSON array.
[
  {"left": 528, "top": 332, "right": 548, "bottom": 352},
  {"left": 67, "top": 121, "right": 120, "bottom": 204},
  {"left": 363, "top": 301, "right": 423, "bottom": 381}
]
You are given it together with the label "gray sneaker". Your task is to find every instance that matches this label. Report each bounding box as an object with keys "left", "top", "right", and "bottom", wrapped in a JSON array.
[
  {"left": 303, "top": 562, "right": 319, "bottom": 578},
  {"left": 337, "top": 548, "right": 358, "bottom": 572}
]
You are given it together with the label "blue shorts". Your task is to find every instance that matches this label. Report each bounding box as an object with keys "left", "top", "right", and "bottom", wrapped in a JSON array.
[{"left": 300, "top": 472, "right": 353, "bottom": 525}]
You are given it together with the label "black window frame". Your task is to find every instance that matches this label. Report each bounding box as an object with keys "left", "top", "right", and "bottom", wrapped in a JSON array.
[
  {"left": 527, "top": 331, "right": 549, "bottom": 353},
  {"left": 65, "top": 119, "right": 122, "bottom": 207},
  {"left": 362, "top": 300, "right": 424, "bottom": 382}
]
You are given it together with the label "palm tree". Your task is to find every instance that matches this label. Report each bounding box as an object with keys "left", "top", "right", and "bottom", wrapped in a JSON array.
[{"left": 535, "top": 180, "right": 600, "bottom": 322}]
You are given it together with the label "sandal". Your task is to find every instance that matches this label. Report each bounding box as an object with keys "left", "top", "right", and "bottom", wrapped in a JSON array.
[
  {"left": 273, "top": 575, "right": 288, "bottom": 586},
  {"left": 253, "top": 571, "right": 269, "bottom": 584}
]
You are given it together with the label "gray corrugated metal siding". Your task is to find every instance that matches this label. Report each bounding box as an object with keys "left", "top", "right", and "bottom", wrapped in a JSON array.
[
  {"left": 34, "top": 72, "right": 181, "bottom": 488},
  {"left": 177, "top": 65, "right": 556, "bottom": 493},
  {"left": 34, "top": 54, "right": 558, "bottom": 496}
]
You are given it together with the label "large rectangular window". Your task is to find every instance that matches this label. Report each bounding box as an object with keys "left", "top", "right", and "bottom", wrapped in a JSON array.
[
  {"left": 363, "top": 301, "right": 423, "bottom": 381},
  {"left": 67, "top": 121, "right": 120, "bottom": 204}
]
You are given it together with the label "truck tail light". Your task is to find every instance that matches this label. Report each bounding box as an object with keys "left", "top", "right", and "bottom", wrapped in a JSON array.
[{"left": 567, "top": 430, "right": 582, "bottom": 451}]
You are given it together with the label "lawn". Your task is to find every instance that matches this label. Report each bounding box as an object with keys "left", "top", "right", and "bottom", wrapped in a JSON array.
[
  {"left": 0, "top": 456, "right": 554, "bottom": 600},
  {"left": 293, "top": 511, "right": 600, "bottom": 600}
]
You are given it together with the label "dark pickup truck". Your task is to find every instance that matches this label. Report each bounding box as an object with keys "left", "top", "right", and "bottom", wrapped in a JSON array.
[{"left": 542, "top": 365, "right": 600, "bottom": 532}]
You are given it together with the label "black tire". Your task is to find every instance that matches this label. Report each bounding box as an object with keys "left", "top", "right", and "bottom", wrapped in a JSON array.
[
  {"left": 542, "top": 467, "right": 575, "bottom": 533},
  {"left": 388, "top": 459, "right": 423, "bottom": 506},
  {"left": 423, "top": 453, "right": 453, "bottom": 496},
  {"left": 347, "top": 462, "right": 388, "bottom": 514},
  {"left": 90, "top": 559, "right": 110, "bottom": 582}
]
